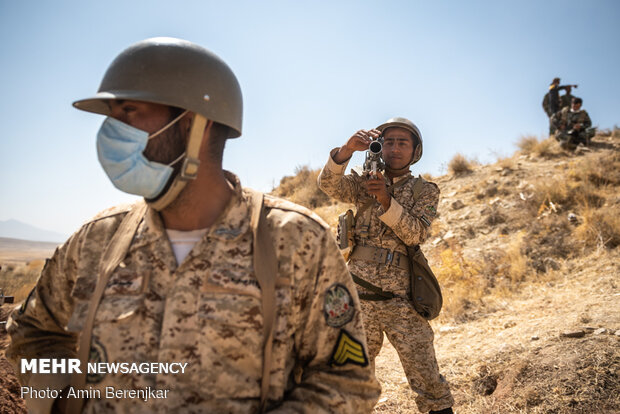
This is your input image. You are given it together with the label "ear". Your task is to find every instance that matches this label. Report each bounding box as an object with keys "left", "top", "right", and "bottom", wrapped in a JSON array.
[{"left": 413, "top": 144, "right": 422, "bottom": 160}]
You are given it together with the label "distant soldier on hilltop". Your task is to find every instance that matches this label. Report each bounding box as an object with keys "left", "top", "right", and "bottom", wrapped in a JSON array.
[
  {"left": 542, "top": 77, "right": 578, "bottom": 134},
  {"left": 551, "top": 97, "right": 595, "bottom": 150}
]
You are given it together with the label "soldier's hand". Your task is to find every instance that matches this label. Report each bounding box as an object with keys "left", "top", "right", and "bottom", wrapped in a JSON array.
[
  {"left": 333, "top": 129, "right": 381, "bottom": 164},
  {"left": 365, "top": 171, "right": 391, "bottom": 210}
]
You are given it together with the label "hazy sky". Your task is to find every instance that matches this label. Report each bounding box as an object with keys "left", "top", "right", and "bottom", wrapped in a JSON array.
[{"left": 1, "top": 0, "right": 619, "bottom": 238}]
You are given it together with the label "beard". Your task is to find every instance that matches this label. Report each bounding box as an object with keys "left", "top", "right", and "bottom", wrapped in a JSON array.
[{"left": 142, "top": 122, "right": 187, "bottom": 168}]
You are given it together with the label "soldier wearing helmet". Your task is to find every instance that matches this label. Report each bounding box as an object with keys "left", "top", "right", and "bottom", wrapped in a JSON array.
[
  {"left": 318, "top": 118, "right": 455, "bottom": 414},
  {"left": 7, "top": 37, "right": 380, "bottom": 413}
]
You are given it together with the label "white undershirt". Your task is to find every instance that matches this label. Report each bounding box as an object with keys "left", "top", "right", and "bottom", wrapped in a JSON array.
[{"left": 165, "top": 228, "right": 208, "bottom": 264}]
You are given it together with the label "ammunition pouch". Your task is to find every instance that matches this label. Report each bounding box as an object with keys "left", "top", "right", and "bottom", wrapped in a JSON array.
[
  {"left": 349, "top": 244, "right": 442, "bottom": 320},
  {"left": 407, "top": 245, "right": 443, "bottom": 320}
]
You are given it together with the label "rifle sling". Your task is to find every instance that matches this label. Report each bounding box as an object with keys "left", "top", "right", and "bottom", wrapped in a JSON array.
[
  {"left": 249, "top": 190, "right": 277, "bottom": 413},
  {"left": 351, "top": 273, "right": 395, "bottom": 301},
  {"left": 68, "top": 201, "right": 147, "bottom": 413}
]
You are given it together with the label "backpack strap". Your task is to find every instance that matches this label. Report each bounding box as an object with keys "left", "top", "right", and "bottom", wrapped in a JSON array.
[
  {"left": 68, "top": 201, "right": 148, "bottom": 413},
  {"left": 248, "top": 190, "right": 277, "bottom": 413},
  {"left": 412, "top": 175, "right": 425, "bottom": 199}
]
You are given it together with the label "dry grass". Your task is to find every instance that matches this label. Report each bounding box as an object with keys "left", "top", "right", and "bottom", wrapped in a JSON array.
[
  {"left": 271, "top": 165, "right": 332, "bottom": 209},
  {"left": 494, "top": 155, "right": 516, "bottom": 170},
  {"left": 433, "top": 244, "right": 486, "bottom": 322},
  {"left": 574, "top": 205, "right": 620, "bottom": 249},
  {"left": 0, "top": 260, "right": 43, "bottom": 303},
  {"left": 517, "top": 135, "right": 562, "bottom": 158},
  {"left": 515, "top": 135, "right": 539, "bottom": 153},
  {"left": 502, "top": 232, "right": 530, "bottom": 284},
  {"left": 448, "top": 153, "right": 475, "bottom": 176}
]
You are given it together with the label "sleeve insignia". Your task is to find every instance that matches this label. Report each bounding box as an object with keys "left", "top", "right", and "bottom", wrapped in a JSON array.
[
  {"left": 330, "top": 330, "right": 369, "bottom": 367},
  {"left": 323, "top": 283, "right": 355, "bottom": 328},
  {"left": 420, "top": 215, "right": 431, "bottom": 227}
]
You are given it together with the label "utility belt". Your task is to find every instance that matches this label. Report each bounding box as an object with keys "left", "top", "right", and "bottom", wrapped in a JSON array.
[
  {"left": 349, "top": 245, "right": 409, "bottom": 301},
  {"left": 350, "top": 245, "right": 409, "bottom": 271}
]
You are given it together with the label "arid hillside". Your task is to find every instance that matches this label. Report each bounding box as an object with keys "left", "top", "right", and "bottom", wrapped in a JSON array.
[
  {"left": 0, "top": 130, "right": 618, "bottom": 413},
  {"left": 273, "top": 130, "right": 620, "bottom": 413}
]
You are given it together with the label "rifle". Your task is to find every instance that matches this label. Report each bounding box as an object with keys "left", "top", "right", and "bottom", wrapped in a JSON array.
[{"left": 362, "top": 137, "right": 385, "bottom": 177}]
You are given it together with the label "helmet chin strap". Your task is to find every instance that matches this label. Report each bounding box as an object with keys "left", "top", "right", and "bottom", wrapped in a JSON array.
[{"left": 147, "top": 114, "right": 208, "bottom": 211}]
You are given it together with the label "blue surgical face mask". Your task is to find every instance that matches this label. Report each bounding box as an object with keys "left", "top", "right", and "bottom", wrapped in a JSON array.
[{"left": 96, "top": 112, "right": 187, "bottom": 199}]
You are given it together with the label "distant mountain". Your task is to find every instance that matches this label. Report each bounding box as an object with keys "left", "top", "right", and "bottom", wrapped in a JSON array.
[{"left": 0, "top": 219, "right": 66, "bottom": 243}]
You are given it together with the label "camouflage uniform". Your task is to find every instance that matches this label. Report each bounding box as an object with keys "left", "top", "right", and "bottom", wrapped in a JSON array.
[
  {"left": 545, "top": 84, "right": 570, "bottom": 116},
  {"left": 7, "top": 171, "right": 380, "bottom": 413},
  {"left": 551, "top": 107, "right": 594, "bottom": 149},
  {"left": 318, "top": 150, "right": 454, "bottom": 413}
]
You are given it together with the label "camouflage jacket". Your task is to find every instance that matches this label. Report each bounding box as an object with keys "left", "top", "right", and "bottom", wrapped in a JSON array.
[
  {"left": 317, "top": 149, "right": 440, "bottom": 297},
  {"left": 7, "top": 171, "right": 380, "bottom": 414},
  {"left": 552, "top": 107, "right": 592, "bottom": 131}
]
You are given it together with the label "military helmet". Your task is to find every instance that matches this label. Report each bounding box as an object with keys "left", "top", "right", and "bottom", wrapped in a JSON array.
[
  {"left": 377, "top": 117, "right": 423, "bottom": 165},
  {"left": 73, "top": 37, "right": 243, "bottom": 138}
]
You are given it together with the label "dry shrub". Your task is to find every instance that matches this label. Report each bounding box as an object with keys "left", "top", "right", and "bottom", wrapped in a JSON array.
[
  {"left": 530, "top": 178, "right": 570, "bottom": 212},
  {"left": 271, "top": 165, "right": 331, "bottom": 209},
  {"left": 517, "top": 135, "right": 561, "bottom": 158},
  {"left": 448, "top": 153, "right": 475, "bottom": 176},
  {"left": 495, "top": 155, "right": 516, "bottom": 170},
  {"left": 574, "top": 205, "right": 620, "bottom": 249},
  {"left": 434, "top": 245, "right": 484, "bottom": 321},
  {"left": 528, "top": 175, "right": 605, "bottom": 216},
  {"left": 516, "top": 135, "right": 539, "bottom": 154},
  {"left": 531, "top": 137, "right": 560, "bottom": 158},
  {"left": 525, "top": 215, "right": 576, "bottom": 271},
  {"left": 572, "top": 151, "right": 620, "bottom": 187},
  {"left": 501, "top": 231, "right": 529, "bottom": 284}
]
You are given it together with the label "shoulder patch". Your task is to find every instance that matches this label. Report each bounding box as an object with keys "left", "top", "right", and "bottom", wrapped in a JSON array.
[
  {"left": 323, "top": 284, "right": 355, "bottom": 328},
  {"left": 330, "top": 330, "right": 369, "bottom": 367}
]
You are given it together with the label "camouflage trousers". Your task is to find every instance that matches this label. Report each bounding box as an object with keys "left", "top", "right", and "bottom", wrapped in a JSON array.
[
  {"left": 361, "top": 298, "right": 454, "bottom": 413},
  {"left": 555, "top": 128, "right": 595, "bottom": 149}
]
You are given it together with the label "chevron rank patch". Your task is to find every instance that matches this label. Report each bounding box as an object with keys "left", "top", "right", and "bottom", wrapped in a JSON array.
[{"left": 330, "top": 330, "right": 368, "bottom": 367}]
